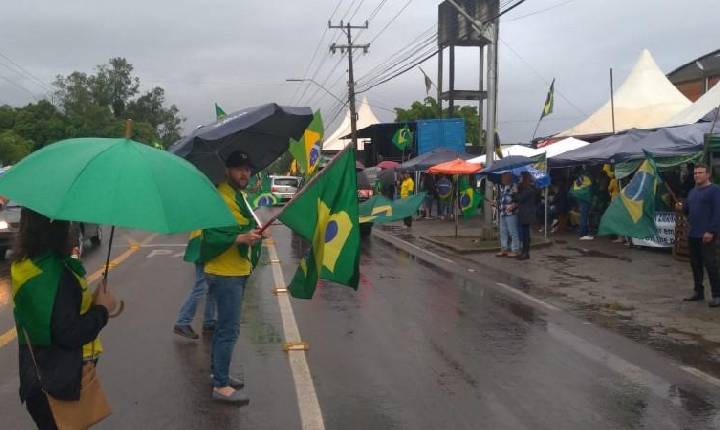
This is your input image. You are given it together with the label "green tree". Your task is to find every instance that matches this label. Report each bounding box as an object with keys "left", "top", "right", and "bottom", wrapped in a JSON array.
[
  {"left": 53, "top": 57, "right": 184, "bottom": 147},
  {"left": 0, "top": 130, "right": 32, "bottom": 165},
  {"left": 394, "top": 97, "right": 481, "bottom": 146}
]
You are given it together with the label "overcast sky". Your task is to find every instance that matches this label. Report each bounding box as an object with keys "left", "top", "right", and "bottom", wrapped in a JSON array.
[{"left": 0, "top": 0, "right": 718, "bottom": 143}]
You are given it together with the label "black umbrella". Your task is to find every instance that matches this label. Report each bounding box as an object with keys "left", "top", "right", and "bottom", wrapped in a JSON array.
[
  {"left": 479, "top": 155, "right": 534, "bottom": 175},
  {"left": 170, "top": 103, "right": 313, "bottom": 183}
]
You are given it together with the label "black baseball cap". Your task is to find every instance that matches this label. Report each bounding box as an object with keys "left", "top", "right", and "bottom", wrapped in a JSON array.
[{"left": 225, "top": 150, "right": 254, "bottom": 169}]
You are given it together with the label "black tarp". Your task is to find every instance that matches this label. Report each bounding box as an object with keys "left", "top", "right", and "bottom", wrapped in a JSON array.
[
  {"left": 399, "top": 148, "right": 472, "bottom": 171},
  {"left": 549, "top": 122, "right": 715, "bottom": 168}
]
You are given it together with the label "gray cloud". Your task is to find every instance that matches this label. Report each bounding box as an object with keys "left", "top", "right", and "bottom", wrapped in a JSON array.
[{"left": 1, "top": 0, "right": 718, "bottom": 143}]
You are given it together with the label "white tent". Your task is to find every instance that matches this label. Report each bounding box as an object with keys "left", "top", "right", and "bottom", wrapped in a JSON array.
[
  {"left": 543, "top": 137, "right": 590, "bottom": 158},
  {"left": 322, "top": 96, "right": 381, "bottom": 151},
  {"left": 555, "top": 49, "right": 691, "bottom": 138},
  {"left": 661, "top": 82, "right": 720, "bottom": 127},
  {"left": 468, "top": 139, "right": 589, "bottom": 164},
  {"left": 467, "top": 145, "right": 537, "bottom": 164}
]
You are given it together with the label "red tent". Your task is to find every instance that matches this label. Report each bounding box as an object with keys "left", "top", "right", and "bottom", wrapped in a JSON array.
[{"left": 427, "top": 159, "right": 482, "bottom": 175}]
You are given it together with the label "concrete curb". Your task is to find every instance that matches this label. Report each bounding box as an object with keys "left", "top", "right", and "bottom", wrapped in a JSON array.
[{"left": 420, "top": 235, "right": 554, "bottom": 254}]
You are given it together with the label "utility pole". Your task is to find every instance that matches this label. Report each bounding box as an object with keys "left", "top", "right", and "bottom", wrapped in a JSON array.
[
  {"left": 329, "top": 20, "right": 370, "bottom": 150},
  {"left": 445, "top": 0, "right": 499, "bottom": 224}
]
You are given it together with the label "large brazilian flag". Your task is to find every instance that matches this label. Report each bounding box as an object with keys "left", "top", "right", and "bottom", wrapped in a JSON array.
[
  {"left": 359, "top": 193, "right": 426, "bottom": 224},
  {"left": 598, "top": 153, "right": 659, "bottom": 238},
  {"left": 279, "top": 147, "right": 359, "bottom": 299},
  {"left": 458, "top": 176, "right": 481, "bottom": 217},
  {"left": 289, "top": 110, "right": 324, "bottom": 176}
]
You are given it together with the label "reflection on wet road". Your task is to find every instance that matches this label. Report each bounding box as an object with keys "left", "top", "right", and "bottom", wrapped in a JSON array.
[{"left": 276, "top": 226, "right": 720, "bottom": 429}]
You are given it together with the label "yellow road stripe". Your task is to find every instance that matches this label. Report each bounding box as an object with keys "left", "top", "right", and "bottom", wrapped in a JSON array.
[{"left": 0, "top": 233, "right": 157, "bottom": 349}]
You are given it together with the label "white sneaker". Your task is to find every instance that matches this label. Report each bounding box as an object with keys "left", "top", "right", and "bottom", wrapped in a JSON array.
[{"left": 579, "top": 236, "right": 594, "bottom": 241}]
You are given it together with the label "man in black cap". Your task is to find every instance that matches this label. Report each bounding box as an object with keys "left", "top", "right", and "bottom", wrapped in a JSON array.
[{"left": 192, "top": 150, "right": 263, "bottom": 404}]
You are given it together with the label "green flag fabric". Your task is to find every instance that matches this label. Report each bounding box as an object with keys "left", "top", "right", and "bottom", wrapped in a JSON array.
[
  {"left": 570, "top": 173, "right": 593, "bottom": 204},
  {"left": 359, "top": 193, "right": 426, "bottom": 224},
  {"left": 392, "top": 126, "right": 413, "bottom": 151},
  {"left": 215, "top": 103, "right": 226, "bottom": 120},
  {"left": 458, "top": 176, "right": 481, "bottom": 217},
  {"left": 278, "top": 148, "right": 360, "bottom": 299},
  {"left": 598, "top": 154, "right": 659, "bottom": 238},
  {"left": 540, "top": 79, "right": 555, "bottom": 119},
  {"left": 289, "top": 110, "right": 324, "bottom": 176},
  {"left": 246, "top": 171, "right": 280, "bottom": 209}
]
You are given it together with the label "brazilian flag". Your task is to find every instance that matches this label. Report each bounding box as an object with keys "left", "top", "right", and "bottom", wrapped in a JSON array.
[
  {"left": 215, "top": 103, "right": 227, "bottom": 120},
  {"left": 540, "top": 79, "right": 555, "bottom": 119},
  {"left": 289, "top": 111, "right": 324, "bottom": 176},
  {"left": 458, "top": 176, "right": 481, "bottom": 217},
  {"left": 252, "top": 192, "right": 279, "bottom": 208},
  {"left": 247, "top": 171, "right": 280, "bottom": 209},
  {"left": 392, "top": 125, "right": 413, "bottom": 151},
  {"left": 598, "top": 153, "right": 659, "bottom": 238},
  {"left": 359, "top": 193, "right": 426, "bottom": 224},
  {"left": 571, "top": 173, "right": 593, "bottom": 204},
  {"left": 279, "top": 147, "right": 359, "bottom": 299}
]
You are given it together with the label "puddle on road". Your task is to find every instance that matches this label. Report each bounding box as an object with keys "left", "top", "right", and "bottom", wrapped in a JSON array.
[{"left": 566, "top": 246, "right": 632, "bottom": 262}]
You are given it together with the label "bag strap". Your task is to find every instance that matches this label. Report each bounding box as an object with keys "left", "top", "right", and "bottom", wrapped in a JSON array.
[{"left": 21, "top": 327, "right": 47, "bottom": 391}]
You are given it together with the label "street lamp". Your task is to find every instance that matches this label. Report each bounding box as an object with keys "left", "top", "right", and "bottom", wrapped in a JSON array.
[{"left": 285, "top": 78, "right": 345, "bottom": 104}]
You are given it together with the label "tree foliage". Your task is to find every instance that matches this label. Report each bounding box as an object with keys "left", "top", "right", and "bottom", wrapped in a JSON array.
[
  {"left": 394, "top": 97, "right": 483, "bottom": 146},
  {"left": 0, "top": 57, "right": 184, "bottom": 165}
]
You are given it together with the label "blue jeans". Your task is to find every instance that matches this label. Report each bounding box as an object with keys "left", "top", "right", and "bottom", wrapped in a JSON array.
[
  {"left": 206, "top": 274, "right": 248, "bottom": 388},
  {"left": 176, "top": 263, "right": 216, "bottom": 327},
  {"left": 500, "top": 214, "right": 520, "bottom": 253},
  {"left": 579, "top": 201, "right": 591, "bottom": 236}
]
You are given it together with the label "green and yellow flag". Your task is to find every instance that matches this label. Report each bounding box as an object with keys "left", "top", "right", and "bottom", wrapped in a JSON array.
[
  {"left": 215, "top": 103, "right": 227, "bottom": 120},
  {"left": 289, "top": 111, "right": 324, "bottom": 176},
  {"left": 278, "top": 147, "right": 360, "bottom": 299},
  {"left": 598, "top": 153, "right": 659, "bottom": 238},
  {"left": 540, "top": 79, "right": 555, "bottom": 119},
  {"left": 359, "top": 193, "right": 426, "bottom": 224},
  {"left": 458, "top": 176, "right": 481, "bottom": 217},
  {"left": 246, "top": 171, "right": 280, "bottom": 209},
  {"left": 392, "top": 125, "right": 413, "bottom": 151}
]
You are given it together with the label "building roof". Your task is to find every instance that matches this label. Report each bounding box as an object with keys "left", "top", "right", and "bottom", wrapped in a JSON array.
[
  {"left": 667, "top": 49, "right": 720, "bottom": 84},
  {"left": 555, "top": 49, "right": 691, "bottom": 138}
]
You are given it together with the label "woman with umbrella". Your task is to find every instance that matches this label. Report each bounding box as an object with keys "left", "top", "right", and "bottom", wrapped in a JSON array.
[
  {"left": 516, "top": 171, "right": 537, "bottom": 260},
  {"left": 12, "top": 208, "right": 118, "bottom": 428}
]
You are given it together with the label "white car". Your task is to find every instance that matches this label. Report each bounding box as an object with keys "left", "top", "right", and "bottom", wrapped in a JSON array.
[{"left": 270, "top": 176, "right": 302, "bottom": 203}]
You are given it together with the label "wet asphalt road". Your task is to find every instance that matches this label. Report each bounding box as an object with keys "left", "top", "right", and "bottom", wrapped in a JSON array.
[{"left": 1, "top": 219, "right": 720, "bottom": 429}]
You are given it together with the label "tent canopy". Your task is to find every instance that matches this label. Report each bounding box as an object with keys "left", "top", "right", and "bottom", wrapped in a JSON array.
[
  {"left": 555, "top": 49, "right": 691, "bottom": 138},
  {"left": 661, "top": 82, "right": 720, "bottom": 127},
  {"left": 322, "top": 96, "right": 381, "bottom": 151},
  {"left": 550, "top": 122, "right": 713, "bottom": 168},
  {"left": 467, "top": 144, "right": 536, "bottom": 164},
  {"left": 427, "top": 159, "right": 482, "bottom": 175},
  {"left": 400, "top": 148, "right": 471, "bottom": 171}
]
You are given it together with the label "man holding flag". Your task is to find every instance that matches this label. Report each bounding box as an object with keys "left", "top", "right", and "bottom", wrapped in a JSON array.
[{"left": 202, "top": 150, "right": 263, "bottom": 404}]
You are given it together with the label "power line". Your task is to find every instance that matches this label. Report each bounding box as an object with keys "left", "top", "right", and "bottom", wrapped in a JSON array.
[
  {"left": 0, "top": 73, "right": 40, "bottom": 101},
  {"left": 0, "top": 50, "right": 53, "bottom": 93},
  {"left": 504, "top": 0, "right": 576, "bottom": 22},
  {"left": 368, "top": 0, "right": 414, "bottom": 44}
]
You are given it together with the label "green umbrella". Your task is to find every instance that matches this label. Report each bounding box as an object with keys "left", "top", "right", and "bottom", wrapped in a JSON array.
[
  {"left": 0, "top": 136, "right": 238, "bottom": 316},
  {"left": 0, "top": 137, "right": 236, "bottom": 233}
]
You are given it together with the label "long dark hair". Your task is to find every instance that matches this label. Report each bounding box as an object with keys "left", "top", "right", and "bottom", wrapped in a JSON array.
[{"left": 12, "top": 208, "right": 72, "bottom": 262}]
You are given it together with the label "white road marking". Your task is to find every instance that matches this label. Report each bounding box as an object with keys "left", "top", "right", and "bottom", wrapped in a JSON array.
[
  {"left": 146, "top": 249, "right": 174, "bottom": 259},
  {"left": 679, "top": 366, "right": 720, "bottom": 388},
  {"left": 372, "top": 229, "right": 454, "bottom": 264},
  {"left": 495, "top": 282, "right": 560, "bottom": 312},
  {"left": 265, "top": 242, "right": 325, "bottom": 430}
]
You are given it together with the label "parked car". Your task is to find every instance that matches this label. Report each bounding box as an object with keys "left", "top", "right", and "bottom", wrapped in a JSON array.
[
  {"left": 0, "top": 201, "right": 101, "bottom": 259},
  {"left": 270, "top": 175, "right": 302, "bottom": 203}
]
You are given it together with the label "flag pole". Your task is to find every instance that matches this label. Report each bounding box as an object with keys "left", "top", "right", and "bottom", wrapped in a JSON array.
[
  {"left": 531, "top": 116, "right": 543, "bottom": 142},
  {"left": 257, "top": 144, "right": 355, "bottom": 235}
]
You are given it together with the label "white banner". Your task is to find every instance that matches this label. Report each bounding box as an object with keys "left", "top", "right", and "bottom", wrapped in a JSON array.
[{"left": 631, "top": 211, "right": 676, "bottom": 248}]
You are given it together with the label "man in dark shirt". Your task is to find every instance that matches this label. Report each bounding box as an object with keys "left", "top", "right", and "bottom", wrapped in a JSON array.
[{"left": 678, "top": 163, "right": 720, "bottom": 307}]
